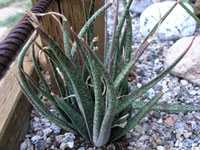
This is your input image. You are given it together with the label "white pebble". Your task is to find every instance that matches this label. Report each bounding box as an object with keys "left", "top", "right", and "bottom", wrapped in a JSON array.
[
  {"left": 190, "top": 90, "right": 197, "bottom": 95},
  {"left": 78, "top": 147, "right": 86, "bottom": 150},
  {"left": 41, "top": 118, "right": 49, "bottom": 124},
  {"left": 44, "top": 122, "right": 51, "bottom": 128},
  {"left": 31, "top": 135, "right": 42, "bottom": 144},
  {"left": 64, "top": 133, "right": 76, "bottom": 141},
  {"left": 43, "top": 127, "right": 53, "bottom": 137},
  {"left": 174, "top": 87, "right": 180, "bottom": 95},
  {"left": 67, "top": 141, "right": 74, "bottom": 148},
  {"left": 33, "top": 122, "right": 41, "bottom": 131},
  {"left": 33, "top": 117, "right": 40, "bottom": 122},
  {"left": 191, "top": 143, "right": 199, "bottom": 150},
  {"left": 51, "top": 145, "right": 55, "bottom": 149},
  {"left": 51, "top": 124, "right": 61, "bottom": 134},
  {"left": 175, "top": 140, "right": 182, "bottom": 147},
  {"left": 180, "top": 79, "right": 188, "bottom": 86},
  {"left": 46, "top": 137, "right": 52, "bottom": 144},
  {"left": 56, "top": 135, "right": 65, "bottom": 143},
  {"left": 28, "top": 145, "right": 34, "bottom": 150},
  {"left": 20, "top": 142, "right": 27, "bottom": 150},
  {"left": 155, "top": 58, "right": 159, "bottom": 64},
  {"left": 137, "top": 83, "right": 142, "bottom": 88},
  {"left": 157, "top": 118, "right": 163, "bottom": 124},
  {"left": 176, "top": 127, "right": 184, "bottom": 135},
  {"left": 157, "top": 146, "right": 165, "bottom": 150},
  {"left": 162, "top": 80, "right": 167, "bottom": 86},
  {"left": 60, "top": 142, "right": 68, "bottom": 150},
  {"left": 138, "top": 135, "right": 149, "bottom": 142},
  {"left": 184, "top": 132, "right": 192, "bottom": 138},
  {"left": 169, "top": 41, "right": 174, "bottom": 45}
]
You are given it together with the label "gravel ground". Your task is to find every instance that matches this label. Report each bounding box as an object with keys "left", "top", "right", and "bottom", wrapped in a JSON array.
[{"left": 20, "top": 1, "right": 200, "bottom": 150}]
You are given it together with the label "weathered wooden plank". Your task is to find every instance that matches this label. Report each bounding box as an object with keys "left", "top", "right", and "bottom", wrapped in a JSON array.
[
  {"left": 93, "top": 0, "right": 105, "bottom": 62},
  {"left": 0, "top": 37, "right": 40, "bottom": 150}
]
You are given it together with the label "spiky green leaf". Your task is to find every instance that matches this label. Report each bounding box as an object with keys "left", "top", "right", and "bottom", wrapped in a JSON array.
[
  {"left": 36, "top": 27, "right": 94, "bottom": 141},
  {"left": 54, "top": 96, "right": 90, "bottom": 140},
  {"left": 132, "top": 101, "right": 200, "bottom": 111},
  {"left": 110, "top": 91, "right": 164, "bottom": 142}
]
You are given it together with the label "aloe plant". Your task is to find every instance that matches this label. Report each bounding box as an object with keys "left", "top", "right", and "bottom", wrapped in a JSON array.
[{"left": 17, "top": 0, "right": 200, "bottom": 147}]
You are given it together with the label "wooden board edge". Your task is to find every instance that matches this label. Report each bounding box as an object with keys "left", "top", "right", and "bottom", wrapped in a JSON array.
[{"left": 0, "top": 37, "right": 40, "bottom": 150}]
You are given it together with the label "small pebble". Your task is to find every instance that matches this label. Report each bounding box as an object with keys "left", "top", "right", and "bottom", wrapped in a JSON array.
[
  {"left": 157, "top": 146, "right": 165, "bottom": 150},
  {"left": 165, "top": 117, "right": 175, "bottom": 126},
  {"left": 34, "top": 117, "right": 40, "bottom": 123},
  {"left": 43, "top": 127, "right": 53, "bottom": 137},
  {"left": 176, "top": 133, "right": 181, "bottom": 140},
  {"left": 137, "top": 83, "right": 142, "bottom": 88},
  {"left": 184, "top": 132, "right": 192, "bottom": 139},
  {"left": 60, "top": 142, "right": 68, "bottom": 150},
  {"left": 78, "top": 147, "right": 86, "bottom": 150},
  {"left": 174, "top": 122, "right": 184, "bottom": 129},
  {"left": 127, "top": 146, "right": 133, "bottom": 150},
  {"left": 31, "top": 135, "right": 42, "bottom": 144},
  {"left": 146, "top": 88, "right": 155, "bottom": 99},
  {"left": 64, "top": 133, "right": 76, "bottom": 142},
  {"left": 55, "top": 135, "right": 65, "bottom": 143},
  {"left": 45, "top": 137, "right": 52, "bottom": 145},
  {"left": 134, "top": 125, "right": 142, "bottom": 133},
  {"left": 33, "top": 122, "right": 42, "bottom": 131},
  {"left": 171, "top": 132, "right": 177, "bottom": 143},
  {"left": 180, "top": 80, "right": 188, "bottom": 86},
  {"left": 67, "top": 141, "right": 74, "bottom": 148},
  {"left": 154, "top": 84, "right": 163, "bottom": 91},
  {"left": 20, "top": 142, "right": 27, "bottom": 150},
  {"left": 51, "top": 124, "right": 61, "bottom": 134},
  {"left": 44, "top": 122, "right": 51, "bottom": 128},
  {"left": 176, "top": 128, "right": 184, "bottom": 135},
  {"left": 190, "top": 90, "right": 197, "bottom": 95},
  {"left": 156, "top": 138, "right": 163, "bottom": 145},
  {"left": 138, "top": 135, "right": 149, "bottom": 142},
  {"left": 152, "top": 141, "right": 157, "bottom": 148},
  {"left": 157, "top": 118, "right": 163, "bottom": 124},
  {"left": 36, "top": 140, "right": 45, "bottom": 150}
]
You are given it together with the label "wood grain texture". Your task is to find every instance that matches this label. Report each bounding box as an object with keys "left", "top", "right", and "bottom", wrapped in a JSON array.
[
  {"left": 0, "top": 37, "right": 40, "bottom": 150},
  {"left": 40, "top": 1, "right": 63, "bottom": 49},
  {"left": 32, "top": 0, "right": 63, "bottom": 49},
  {"left": 93, "top": 0, "right": 105, "bottom": 61}
]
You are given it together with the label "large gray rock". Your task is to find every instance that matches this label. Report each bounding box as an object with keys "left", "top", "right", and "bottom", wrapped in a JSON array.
[
  {"left": 165, "top": 36, "right": 200, "bottom": 86},
  {"left": 140, "top": 1, "right": 196, "bottom": 40}
]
